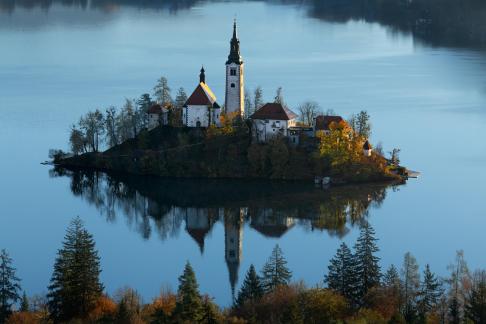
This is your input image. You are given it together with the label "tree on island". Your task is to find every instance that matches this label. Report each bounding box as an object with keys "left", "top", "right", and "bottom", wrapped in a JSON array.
[
  {"left": 354, "top": 223, "right": 381, "bottom": 304},
  {"left": 153, "top": 76, "right": 173, "bottom": 106},
  {"left": 465, "top": 270, "right": 486, "bottom": 323},
  {"left": 236, "top": 264, "right": 264, "bottom": 307},
  {"left": 298, "top": 101, "right": 321, "bottom": 126},
  {"left": 47, "top": 217, "right": 103, "bottom": 322},
  {"left": 0, "top": 249, "right": 22, "bottom": 322},
  {"left": 174, "top": 261, "right": 203, "bottom": 322},
  {"left": 261, "top": 244, "right": 292, "bottom": 293},
  {"left": 253, "top": 86, "right": 263, "bottom": 112},
  {"left": 349, "top": 110, "right": 372, "bottom": 139},
  {"left": 325, "top": 242, "right": 357, "bottom": 306}
]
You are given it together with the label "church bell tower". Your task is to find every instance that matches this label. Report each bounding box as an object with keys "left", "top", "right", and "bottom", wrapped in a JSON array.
[{"left": 225, "top": 20, "right": 245, "bottom": 117}]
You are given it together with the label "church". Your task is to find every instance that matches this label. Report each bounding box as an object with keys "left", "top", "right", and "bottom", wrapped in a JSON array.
[{"left": 182, "top": 20, "right": 245, "bottom": 127}]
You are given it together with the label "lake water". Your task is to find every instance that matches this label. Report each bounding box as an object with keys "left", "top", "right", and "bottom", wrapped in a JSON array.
[{"left": 1, "top": 0, "right": 486, "bottom": 306}]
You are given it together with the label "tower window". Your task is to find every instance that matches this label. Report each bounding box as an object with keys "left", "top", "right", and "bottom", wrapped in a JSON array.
[
  {"left": 230, "top": 68, "right": 237, "bottom": 76},
  {"left": 231, "top": 83, "right": 235, "bottom": 88}
]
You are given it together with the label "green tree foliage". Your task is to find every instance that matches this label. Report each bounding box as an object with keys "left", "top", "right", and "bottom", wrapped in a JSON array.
[
  {"left": 137, "top": 93, "right": 154, "bottom": 128},
  {"left": 417, "top": 264, "right": 443, "bottom": 320},
  {"left": 465, "top": 270, "right": 486, "bottom": 324},
  {"left": 69, "top": 124, "right": 87, "bottom": 155},
  {"left": 268, "top": 138, "right": 289, "bottom": 178},
  {"left": 20, "top": 292, "right": 29, "bottom": 312},
  {"left": 236, "top": 264, "right": 264, "bottom": 307},
  {"left": 354, "top": 223, "right": 381, "bottom": 304},
  {"left": 47, "top": 217, "right": 103, "bottom": 322},
  {"left": 174, "top": 262, "right": 203, "bottom": 322},
  {"left": 401, "top": 252, "right": 420, "bottom": 322},
  {"left": 153, "top": 76, "right": 172, "bottom": 106},
  {"left": 174, "top": 87, "right": 188, "bottom": 109},
  {"left": 0, "top": 249, "right": 21, "bottom": 322},
  {"left": 349, "top": 110, "right": 371, "bottom": 139},
  {"left": 261, "top": 245, "right": 292, "bottom": 293},
  {"left": 325, "top": 242, "right": 357, "bottom": 305},
  {"left": 200, "top": 295, "right": 222, "bottom": 324}
]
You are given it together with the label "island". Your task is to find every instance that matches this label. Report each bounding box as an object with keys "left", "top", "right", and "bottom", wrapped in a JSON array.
[{"left": 53, "top": 21, "right": 409, "bottom": 185}]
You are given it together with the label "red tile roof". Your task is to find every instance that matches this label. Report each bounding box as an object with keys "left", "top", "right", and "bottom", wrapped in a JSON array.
[
  {"left": 250, "top": 103, "right": 298, "bottom": 121},
  {"left": 314, "top": 115, "right": 347, "bottom": 131},
  {"left": 185, "top": 82, "right": 218, "bottom": 107},
  {"left": 148, "top": 104, "right": 163, "bottom": 114}
]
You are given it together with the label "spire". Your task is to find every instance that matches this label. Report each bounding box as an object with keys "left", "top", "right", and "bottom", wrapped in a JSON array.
[
  {"left": 199, "top": 66, "right": 205, "bottom": 84},
  {"left": 226, "top": 20, "right": 243, "bottom": 65}
]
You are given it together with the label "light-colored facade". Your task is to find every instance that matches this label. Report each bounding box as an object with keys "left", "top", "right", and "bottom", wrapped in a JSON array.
[
  {"left": 225, "top": 21, "right": 245, "bottom": 117},
  {"left": 147, "top": 104, "right": 169, "bottom": 130},
  {"left": 250, "top": 103, "right": 298, "bottom": 143},
  {"left": 182, "top": 67, "right": 222, "bottom": 128}
]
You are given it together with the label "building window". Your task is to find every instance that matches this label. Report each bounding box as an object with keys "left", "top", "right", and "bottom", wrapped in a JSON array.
[
  {"left": 230, "top": 68, "right": 237, "bottom": 76},
  {"left": 231, "top": 83, "right": 235, "bottom": 88},
  {"left": 265, "top": 120, "right": 269, "bottom": 124}
]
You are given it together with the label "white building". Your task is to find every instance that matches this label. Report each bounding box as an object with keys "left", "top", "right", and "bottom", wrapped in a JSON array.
[
  {"left": 363, "top": 140, "right": 373, "bottom": 157},
  {"left": 250, "top": 103, "right": 298, "bottom": 143},
  {"left": 224, "top": 20, "right": 245, "bottom": 118},
  {"left": 147, "top": 104, "right": 169, "bottom": 130},
  {"left": 182, "top": 67, "right": 222, "bottom": 128}
]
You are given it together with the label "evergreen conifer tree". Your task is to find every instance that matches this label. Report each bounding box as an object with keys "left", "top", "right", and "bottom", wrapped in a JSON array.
[
  {"left": 0, "top": 249, "right": 21, "bottom": 322},
  {"left": 175, "top": 262, "right": 203, "bottom": 322},
  {"left": 353, "top": 223, "right": 381, "bottom": 303},
  {"left": 200, "top": 295, "right": 222, "bottom": 324},
  {"left": 20, "top": 292, "right": 29, "bottom": 312},
  {"left": 261, "top": 245, "right": 292, "bottom": 293},
  {"left": 174, "top": 87, "right": 188, "bottom": 109},
  {"left": 383, "top": 264, "right": 401, "bottom": 289},
  {"left": 236, "top": 264, "right": 264, "bottom": 307},
  {"left": 417, "top": 264, "right": 443, "bottom": 320},
  {"left": 47, "top": 217, "right": 103, "bottom": 322},
  {"left": 324, "top": 242, "right": 357, "bottom": 304}
]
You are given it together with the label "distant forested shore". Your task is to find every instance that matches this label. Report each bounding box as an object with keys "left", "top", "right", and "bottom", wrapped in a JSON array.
[{"left": 3, "top": 0, "right": 486, "bottom": 49}]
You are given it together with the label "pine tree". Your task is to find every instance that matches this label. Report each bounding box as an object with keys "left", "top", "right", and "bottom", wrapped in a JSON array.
[
  {"left": 417, "top": 264, "right": 443, "bottom": 320},
  {"left": 0, "top": 249, "right": 21, "bottom": 322},
  {"left": 324, "top": 242, "right": 357, "bottom": 304},
  {"left": 200, "top": 295, "right": 222, "bottom": 324},
  {"left": 401, "top": 252, "right": 420, "bottom": 322},
  {"left": 236, "top": 264, "right": 264, "bottom": 307},
  {"left": 353, "top": 223, "right": 381, "bottom": 303},
  {"left": 261, "top": 244, "right": 292, "bottom": 293},
  {"left": 175, "top": 262, "right": 203, "bottom": 322},
  {"left": 20, "top": 291, "right": 29, "bottom": 312},
  {"left": 47, "top": 217, "right": 103, "bottom": 322},
  {"left": 383, "top": 264, "right": 401, "bottom": 289}
]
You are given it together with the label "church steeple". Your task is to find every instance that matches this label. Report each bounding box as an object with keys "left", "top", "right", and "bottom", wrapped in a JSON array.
[
  {"left": 226, "top": 20, "right": 243, "bottom": 65},
  {"left": 199, "top": 66, "right": 206, "bottom": 84}
]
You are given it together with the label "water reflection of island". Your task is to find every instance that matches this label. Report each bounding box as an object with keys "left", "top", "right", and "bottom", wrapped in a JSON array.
[{"left": 51, "top": 167, "right": 397, "bottom": 296}]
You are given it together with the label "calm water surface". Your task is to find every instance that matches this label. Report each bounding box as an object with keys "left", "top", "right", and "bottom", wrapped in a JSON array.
[{"left": 0, "top": 1, "right": 486, "bottom": 305}]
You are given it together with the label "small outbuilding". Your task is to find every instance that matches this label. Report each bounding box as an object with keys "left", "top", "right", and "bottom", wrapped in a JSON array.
[
  {"left": 249, "top": 103, "right": 298, "bottom": 143},
  {"left": 363, "top": 140, "right": 373, "bottom": 157}
]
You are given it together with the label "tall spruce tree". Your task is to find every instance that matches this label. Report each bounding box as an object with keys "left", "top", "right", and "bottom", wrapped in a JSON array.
[
  {"left": 0, "top": 249, "right": 21, "bottom": 322},
  {"left": 175, "top": 262, "right": 203, "bottom": 322},
  {"left": 417, "top": 264, "right": 443, "bottom": 320},
  {"left": 47, "top": 217, "right": 103, "bottom": 322},
  {"left": 353, "top": 223, "right": 381, "bottom": 303},
  {"left": 324, "top": 242, "right": 357, "bottom": 304},
  {"left": 236, "top": 264, "right": 264, "bottom": 307},
  {"left": 20, "top": 291, "right": 29, "bottom": 312},
  {"left": 261, "top": 245, "right": 292, "bottom": 293}
]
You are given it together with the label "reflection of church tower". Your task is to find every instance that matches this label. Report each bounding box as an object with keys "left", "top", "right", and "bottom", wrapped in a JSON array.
[
  {"left": 224, "top": 208, "right": 245, "bottom": 301},
  {"left": 225, "top": 20, "right": 245, "bottom": 117}
]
